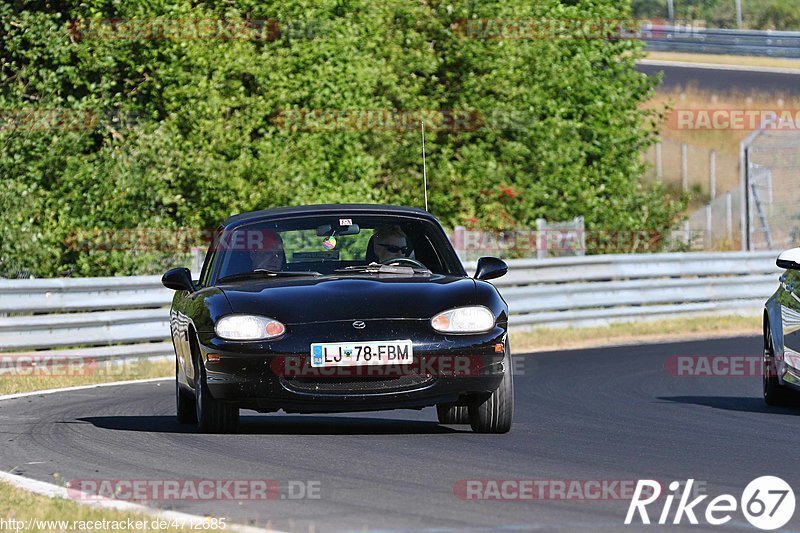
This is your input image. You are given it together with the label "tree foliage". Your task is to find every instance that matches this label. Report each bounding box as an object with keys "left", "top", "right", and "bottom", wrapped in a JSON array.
[{"left": 0, "top": 0, "right": 680, "bottom": 276}]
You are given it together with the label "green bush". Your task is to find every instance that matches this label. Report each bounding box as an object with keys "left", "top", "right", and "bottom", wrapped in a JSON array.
[{"left": 0, "top": 0, "right": 680, "bottom": 277}]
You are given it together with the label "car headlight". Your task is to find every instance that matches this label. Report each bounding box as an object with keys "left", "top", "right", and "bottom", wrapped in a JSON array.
[
  {"left": 431, "top": 306, "right": 495, "bottom": 333},
  {"left": 215, "top": 315, "right": 286, "bottom": 340}
]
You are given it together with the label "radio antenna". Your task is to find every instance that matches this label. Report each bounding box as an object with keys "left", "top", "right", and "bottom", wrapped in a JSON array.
[{"left": 421, "top": 120, "right": 428, "bottom": 211}]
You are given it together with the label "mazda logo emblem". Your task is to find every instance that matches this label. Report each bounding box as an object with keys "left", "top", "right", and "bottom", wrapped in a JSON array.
[{"left": 352, "top": 321, "right": 366, "bottom": 329}]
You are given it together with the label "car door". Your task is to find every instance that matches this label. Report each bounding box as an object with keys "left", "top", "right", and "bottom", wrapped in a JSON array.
[
  {"left": 777, "top": 268, "right": 800, "bottom": 382},
  {"left": 172, "top": 241, "right": 218, "bottom": 385}
]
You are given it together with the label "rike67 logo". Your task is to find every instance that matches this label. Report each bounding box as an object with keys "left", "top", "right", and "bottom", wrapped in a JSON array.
[{"left": 626, "top": 477, "right": 795, "bottom": 530}]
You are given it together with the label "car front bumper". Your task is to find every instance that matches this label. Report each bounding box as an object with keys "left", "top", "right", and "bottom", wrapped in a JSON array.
[{"left": 195, "top": 322, "right": 508, "bottom": 413}]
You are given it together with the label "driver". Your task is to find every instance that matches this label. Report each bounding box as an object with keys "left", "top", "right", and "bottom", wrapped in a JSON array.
[
  {"left": 372, "top": 225, "right": 413, "bottom": 263},
  {"left": 248, "top": 229, "right": 286, "bottom": 271}
]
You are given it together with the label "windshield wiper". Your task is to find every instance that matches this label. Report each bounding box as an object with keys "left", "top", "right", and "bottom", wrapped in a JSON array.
[
  {"left": 334, "top": 263, "right": 431, "bottom": 275},
  {"left": 218, "top": 269, "right": 322, "bottom": 283}
]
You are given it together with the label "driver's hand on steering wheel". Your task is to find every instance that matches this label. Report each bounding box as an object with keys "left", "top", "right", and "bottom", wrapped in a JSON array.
[{"left": 379, "top": 257, "right": 427, "bottom": 269}]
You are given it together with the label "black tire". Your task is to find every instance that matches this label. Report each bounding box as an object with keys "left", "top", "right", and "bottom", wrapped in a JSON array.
[
  {"left": 176, "top": 360, "right": 197, "bottom": 424},
  {"left": 469, "top": 347, "right": 513, "bottom": 434},
  {"left": 764, "top": 326, "right": 795, "bottom": 406},
  {"left": 436, "top": 403, "right": 469, "bottom": 424},
  {"left": 195, "top": 350, "right": 239, "bottom": 433}
]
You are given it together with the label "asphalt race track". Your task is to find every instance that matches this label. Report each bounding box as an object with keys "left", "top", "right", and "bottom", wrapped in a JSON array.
[
  {"left": 2, "top": 336, "right": 799, "bottom": 532},
  {"left": 637, "top": 62, "right": 800, "bottom": 96}
]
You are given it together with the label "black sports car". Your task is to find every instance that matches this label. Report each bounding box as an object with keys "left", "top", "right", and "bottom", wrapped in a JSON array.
[{"left": 162, "top": 204, "right": 512, "bottom": 434}]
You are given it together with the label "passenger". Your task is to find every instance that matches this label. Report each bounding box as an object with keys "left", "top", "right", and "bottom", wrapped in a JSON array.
[{"left": 249, "top": 229, "right": 286, "bottom": 271}]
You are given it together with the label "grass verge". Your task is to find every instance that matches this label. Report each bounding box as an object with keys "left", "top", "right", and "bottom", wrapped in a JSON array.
[
  {"left": 0, "top": 480, "right": 188, "bottom": 532},
  {"left": 510, "top": 314, "right": 761, "bottom": 353},
  {"left": 0, "top": 357, "right": 173, "bottom": 396}
]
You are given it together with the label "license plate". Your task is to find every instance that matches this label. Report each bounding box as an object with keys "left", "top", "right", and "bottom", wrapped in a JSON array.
[{"left": 310, "top": 340, "right": 413, "bottom": 368}]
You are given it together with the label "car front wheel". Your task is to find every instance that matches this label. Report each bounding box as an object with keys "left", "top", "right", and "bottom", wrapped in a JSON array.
[
  {"left": 195, "top": 351, "right": 239, "bottom": 433},
  {"left": 469, "top": 346, "right": 513, "bottom": 433}
]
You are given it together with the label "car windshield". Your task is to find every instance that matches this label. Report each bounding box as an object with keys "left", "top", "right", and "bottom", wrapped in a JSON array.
[{"left": 211, "top": 214, "right": 463, "bottom": 281}]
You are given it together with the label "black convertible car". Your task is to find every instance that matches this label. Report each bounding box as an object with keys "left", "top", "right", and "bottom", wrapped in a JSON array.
[{"left": 162, "top": 204, "right": 512, "bottom": 433}]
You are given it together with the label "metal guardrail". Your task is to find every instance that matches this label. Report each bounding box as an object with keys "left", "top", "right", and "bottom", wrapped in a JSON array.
[
  {"left": 464, "top": 251, "right": 780, "bottom": 327},
  {"left": 642, "top": 26, "right": 800, "bottom": 58},
  {"left": 0, "top": 251, "right": 782, "bottom": 358},
  {"left": 0, "top": 275, "right": 173, "bottom": 359}
]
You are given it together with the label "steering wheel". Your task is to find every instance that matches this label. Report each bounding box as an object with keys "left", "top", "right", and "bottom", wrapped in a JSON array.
[{"left": 380, "top": 257, "right": 426, "bottom": 269}]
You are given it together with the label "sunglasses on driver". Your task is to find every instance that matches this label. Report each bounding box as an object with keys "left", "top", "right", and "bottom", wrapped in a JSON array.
[{"left": 376, "top": 243, "right": 412, "bottom": 256}]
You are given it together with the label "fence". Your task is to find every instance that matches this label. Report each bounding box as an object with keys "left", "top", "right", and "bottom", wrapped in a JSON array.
[
  {"left": 643, "top": 139, "right": 752, "bottom": 252},
  {"left": 0, "top": 251, "right": 782, "bottom": 359},
  {"left": 741, "top": 127, "right": 800, "bottom": 251},
  {"left": 643, "top": 140, "right": 740, "bottom": 196},
  {"left": 642, "top": 129, "right": 800, "bottom": 252}
]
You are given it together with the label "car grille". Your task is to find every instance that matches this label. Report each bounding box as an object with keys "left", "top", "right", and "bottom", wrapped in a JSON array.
[{"left": 280, "top": 374, "right": 434, "bottom": 394}]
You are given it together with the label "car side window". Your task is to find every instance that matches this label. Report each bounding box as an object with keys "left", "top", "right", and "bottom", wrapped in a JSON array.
[
  {"left": 412, "top": 232, "right": 445, "bottom": 273},
  {"left": 199, "top": 243, "right": 217, "bottom": 287}
]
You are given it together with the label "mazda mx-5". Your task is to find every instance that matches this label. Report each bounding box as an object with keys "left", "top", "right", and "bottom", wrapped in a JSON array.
[{"left": 163, "top": 204, "right": 513, "bottom": 433}]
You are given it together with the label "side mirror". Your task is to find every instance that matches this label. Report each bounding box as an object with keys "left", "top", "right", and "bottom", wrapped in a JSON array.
[
  {"left": 162, "top": 267, "right": 196, "bottom": 292},
  {"left": 777, "top": 248, "right": 800, "bottom": 270},
  {"left": 475, "top": 257, "right": 508, "bottom": 281}
]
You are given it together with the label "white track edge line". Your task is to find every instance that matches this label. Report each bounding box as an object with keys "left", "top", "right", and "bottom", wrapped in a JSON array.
[
  {"left": 0, "top": 376, "right": 171, "bottom": 402},
  {"left": 0, "top": 471, "right": 278, "bottom": 533}
]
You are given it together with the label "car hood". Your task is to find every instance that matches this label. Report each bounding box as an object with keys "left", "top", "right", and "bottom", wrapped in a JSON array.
[{"left": 217, "top": 275, "right": 477, "bottom": 323}]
